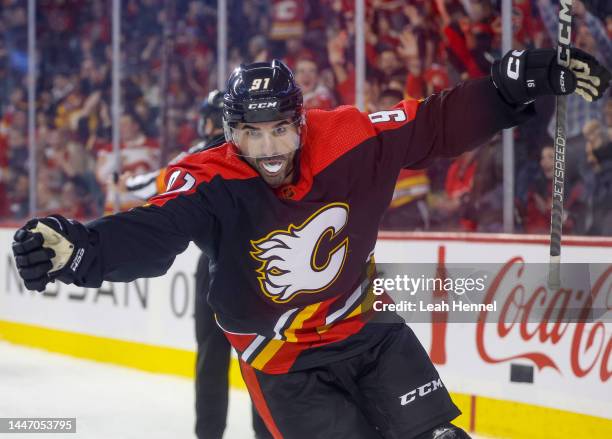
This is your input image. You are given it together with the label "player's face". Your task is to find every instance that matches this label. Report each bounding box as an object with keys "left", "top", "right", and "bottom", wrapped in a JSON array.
[{"left": 233, "top": 119, "right": 300, "bottom": 187}]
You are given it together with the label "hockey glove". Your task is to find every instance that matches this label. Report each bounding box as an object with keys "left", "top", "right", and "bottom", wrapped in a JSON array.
[
  {"left": 491, "top": 48, "right": 610, "bottom": 105},
  {"left": 12, "top": 215, "right": 93, "bottom": 291}
]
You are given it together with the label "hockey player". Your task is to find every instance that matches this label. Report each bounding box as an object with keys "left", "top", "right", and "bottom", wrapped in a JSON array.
[
  {"left": 120, "top": 90, "right": 271, "bottom": 439},
  {"left": 13, "top": 50, "right": 610, "bottom": 438}
]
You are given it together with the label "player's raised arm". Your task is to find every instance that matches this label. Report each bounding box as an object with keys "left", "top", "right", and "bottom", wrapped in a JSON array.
[
  {"left": 370, "top": 47, "right": 610, "bottom": 170},
  {"left": 12, "top": 163, "right": 218, "bottom": 292}
]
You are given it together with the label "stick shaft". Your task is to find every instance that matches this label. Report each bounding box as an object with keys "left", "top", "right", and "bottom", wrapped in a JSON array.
[
  {"left": 550, "top": 0, "right": 574, "bottom": 256},
  {"left": 549, "top": 0, "right": 573, "bottom": 288}
]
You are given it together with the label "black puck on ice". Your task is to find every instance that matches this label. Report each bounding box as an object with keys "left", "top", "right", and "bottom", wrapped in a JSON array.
[{"left": 510, "top": 363, "right": 534, "bottom": 383}]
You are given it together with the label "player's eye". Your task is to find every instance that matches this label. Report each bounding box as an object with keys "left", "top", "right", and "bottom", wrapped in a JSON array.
[
  {"left": 245, "top": 129, "right": 261, "bottom": 138},
  {"left": 272, "top": 126, "right": 287, "bottom": 136}
]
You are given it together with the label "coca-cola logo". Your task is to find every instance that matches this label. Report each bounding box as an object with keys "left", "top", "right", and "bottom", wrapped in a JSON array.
[
  {"left": 428, "top": 249, "right": 611, "bottom": 382},
  {"left": 476, "top": 258, "right": 611, "bottom": 381}
]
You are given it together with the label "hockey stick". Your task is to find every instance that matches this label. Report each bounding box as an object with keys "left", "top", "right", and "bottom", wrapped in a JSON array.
[{"left": 548, "top": 0, "right": 573, "bottom": 290}]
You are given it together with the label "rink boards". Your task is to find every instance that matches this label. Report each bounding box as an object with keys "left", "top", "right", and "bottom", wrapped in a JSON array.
[{"left": 0, "top": 227, "right": 611, "bottom": 438}]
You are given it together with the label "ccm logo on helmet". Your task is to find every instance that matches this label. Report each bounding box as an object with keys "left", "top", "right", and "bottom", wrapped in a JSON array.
[
  {"left": 399, "top": 378, "right": 444, "bottom": 406},
  {"left": 248, "top": 102, "right": 278, "bottom": 110}
]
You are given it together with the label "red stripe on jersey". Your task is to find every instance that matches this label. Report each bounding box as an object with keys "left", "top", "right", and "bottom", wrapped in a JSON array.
[
  {"left": 259, "top": 341, "right": 310, "bottom": 374},
  {"left": 255, "top": 309, "right": 372, "bottom": 373},
  {"left": 257, "top": 316, "right": 367, "bottom": 374},
  {"left": 290, "top": 294, "right": 340, "bottom": 343},
  {"left": 223, "top": 331, "right": 258, "bottom": 353},
  {"left": 239, "top": 361, "right": 284, "bottom": 439},
  {"left": 309, "top": 316, "right": 367, "bottom": 349},
  {"left": 148, "top": 143, "right": 258, "bottom": 207}
]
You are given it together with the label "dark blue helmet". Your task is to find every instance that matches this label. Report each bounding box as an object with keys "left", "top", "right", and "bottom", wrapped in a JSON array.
[
  {"left": 223, "top": 59, "right": 303, "bottom": 126},
  {"left": 198, "top": 89, "right": 224, "bottom": 138}
]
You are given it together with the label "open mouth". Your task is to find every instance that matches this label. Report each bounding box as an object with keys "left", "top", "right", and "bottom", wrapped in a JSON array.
[{"left": 258, "top": 157, "right": 285, "bottom": 175}]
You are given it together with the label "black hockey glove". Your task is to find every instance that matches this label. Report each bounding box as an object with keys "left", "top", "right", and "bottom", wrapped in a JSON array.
[
  {"left": 491, "top": 48, "right": 611, "bottom": 105},
  {"left": 12, "top": 215, "right": 94, "bottom": 291}
]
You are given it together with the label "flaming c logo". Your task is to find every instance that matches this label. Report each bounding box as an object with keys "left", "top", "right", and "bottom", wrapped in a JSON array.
[{"left": 250, "top": 203, "right": 350, "bottom": 304}]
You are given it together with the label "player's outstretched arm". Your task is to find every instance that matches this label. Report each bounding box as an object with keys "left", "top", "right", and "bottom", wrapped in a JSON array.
[
  {"left": 374, "top": 47, "right": 610, "bottom": 171},
  {"left": 12, "top": 183, "right": 216, "bottom": 291}
]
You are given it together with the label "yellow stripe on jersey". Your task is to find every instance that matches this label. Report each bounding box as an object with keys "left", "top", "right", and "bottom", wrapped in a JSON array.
[
  {"left": 284, "top": 302, "right": 321, "bottom": 342},
  {"left": 250, "top": 339, "right": 285, "bottom": 370}
]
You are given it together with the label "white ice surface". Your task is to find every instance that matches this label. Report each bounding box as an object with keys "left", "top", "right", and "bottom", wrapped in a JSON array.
[
  {"left": 0, "top": 341, "right": 252, "bottom": 438},
  {"left": 0, "top": 341, "right": 488, "bottom": 438}
]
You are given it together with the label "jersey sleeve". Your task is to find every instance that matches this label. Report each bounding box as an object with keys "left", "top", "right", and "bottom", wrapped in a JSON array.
[
  {"left": 124, "top": 169, "right": 163, "bottom": 200},
  {"left": 78, "top": 162, "right": 218, "bottom": 287},
  {"left": 369, "top": 77, "right": 535, "bottom": 170}
]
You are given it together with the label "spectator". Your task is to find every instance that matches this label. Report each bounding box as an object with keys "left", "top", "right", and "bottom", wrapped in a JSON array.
[
  {"left": 95, "top": 112, "right": 159, "bottom": 213},
  {"left": 0, "top": 127, "right": 8, "bottom": 217},
  {"left": 8, "top": 168, "right": 29, "bottom": 219},
  {"left": 375, "top": 48, "right": 407, "bottom": 85},
  {"left": 430, "top": 148, "right": 480, "bottom": 231},
  {"left": 294, "top": 57, "right": 335, "bottom": 110},
  {"left": 327, "top": 29, "right": 354, "bottom": 105},
  {"left": 435, "top": 0, "right": 489, "bottom": 80},
  {"left": 461, "top": 140, "right": 505, "bottom": 233},
  {"left": 605, "top": 95, "right": 612, "bottom": 140},
  {"left": 247, "top": 35, "right": 269, "bottom": 63},
  {"left": 375, "top": 88, "right": 404, "bottom": 113},
  {"left": 583, "top": 119, "right": 612, "bottom": 235},
  {"left": 518, "top": 143, "right": 586, "bottom": 234},
  {"left": 282, "top": 37, "right": 315, "bottom": 69},
  {"left": 36, "top": 169, "right": 62, "bottom": 216},
  {"left": 59, "top": 180, "right": 89, "bottom": 219}
]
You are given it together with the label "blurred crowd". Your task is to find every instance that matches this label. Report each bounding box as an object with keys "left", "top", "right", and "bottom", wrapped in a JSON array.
[{"left": 0, "top": 0, "right": 611, "bottom": 235}]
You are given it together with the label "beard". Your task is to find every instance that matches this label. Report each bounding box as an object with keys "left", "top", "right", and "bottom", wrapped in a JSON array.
[{"left": 246, "top": 152, "right": 296, "bottom": 188}]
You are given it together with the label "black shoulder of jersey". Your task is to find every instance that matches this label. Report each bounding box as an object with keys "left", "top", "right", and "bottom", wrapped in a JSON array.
[{"left": 187, "top": 135, "right": 226, "bottom": 155}]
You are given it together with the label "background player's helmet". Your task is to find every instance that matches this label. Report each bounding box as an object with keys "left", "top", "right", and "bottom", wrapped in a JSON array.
[
  {"left": 223, "top": 60, "right": 305, "bottom": 158},
  {"left": 197, "top": 89, "right": 224, "bottom": 139}
]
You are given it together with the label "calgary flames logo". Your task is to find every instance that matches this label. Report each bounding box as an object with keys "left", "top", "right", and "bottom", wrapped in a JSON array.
[{"left": 250, "top": 203, "right": 350, "bottom": 304}]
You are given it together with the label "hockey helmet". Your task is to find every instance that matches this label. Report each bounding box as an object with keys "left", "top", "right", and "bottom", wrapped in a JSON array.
[
  {"left": 197, "top": 89, "right": 225, "bottom": 139},
  {"left": 223, "top": 60, "right": 305, "bottom": 158}
]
